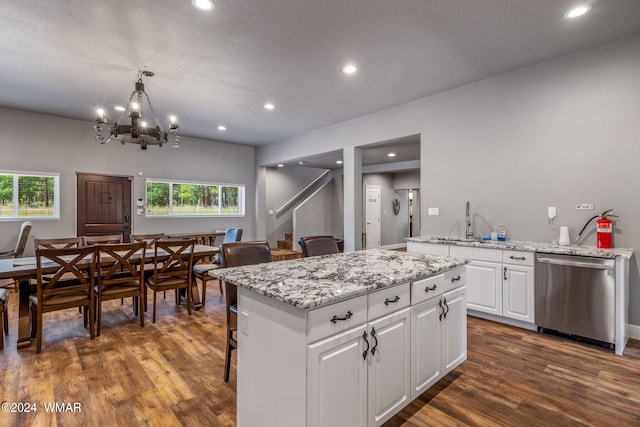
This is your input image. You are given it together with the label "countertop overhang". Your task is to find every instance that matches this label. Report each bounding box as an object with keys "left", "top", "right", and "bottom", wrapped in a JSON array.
[
  {"left": 406, "top": 236, "right": 633, "bottom": 259},
  {"left": 209, "top": 248, "right": 467, "bottom": 309}
]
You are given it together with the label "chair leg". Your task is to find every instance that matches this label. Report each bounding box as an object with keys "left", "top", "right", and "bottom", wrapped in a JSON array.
[
  {"left": 97, "top": 298, "right": 102, "bottom": 337},
  {"left": 219, "top": 279, "right": 223, "bottom": 295},
  {"left": 35, "top": 305, "right": 43, "bottom": 354},
  {"left": 138, "top": 295, "right": 144, "bottom": 328},
  {"left": 186, "top": 284, "right": 192, "bottom": 316},
  {"left": 152, "top": 290, "right": 157, "bottom": 323},
  {"left": 88, "top": 300, "right": 95, "bottom": 340},
  {"left": 200, "top": 274, "right": 207, "bottom": 309},
  {"left": 0, "top": 308, "right": 4, "bottom": 350},
  {"left": 224, "top": 328, "right": 233, "bottom": 383},
  {"left": 3, "top": 304, "right": 8, "bottom": 334}
]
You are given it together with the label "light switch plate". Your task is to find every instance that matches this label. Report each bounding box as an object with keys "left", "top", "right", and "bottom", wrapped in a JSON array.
[
  {"left": 428, "top": 207, "right": 439, "bottom": 216},
  {"left": 547, "top": 206, "right": 556, "bottom": 219},
  {"left": 576, "top": 203, "right": 594, "bottom": 210}
]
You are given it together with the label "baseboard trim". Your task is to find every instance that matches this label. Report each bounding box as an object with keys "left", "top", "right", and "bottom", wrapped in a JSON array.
[{"left": 628, "top": 323, "right": 640, "bottom": 340}]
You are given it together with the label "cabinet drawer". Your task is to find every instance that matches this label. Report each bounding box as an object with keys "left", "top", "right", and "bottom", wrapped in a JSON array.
[
  {"left": 502, "top": 250, "right": 534, "bottom": 266},
  {"left": 307, "top": 295, "right": 367, "bottom": 344},
  {"left": 450, "top": 246, "right": 502, "bottom": 262},
  {"left": 368, "top": 282, "right": 410, "bottom": 320},
  {"left": 411, "top": 274, "right": 444, "bottom": 305},
  {"left": 444, "top": 266, "right": 467, "bottom": 292}
]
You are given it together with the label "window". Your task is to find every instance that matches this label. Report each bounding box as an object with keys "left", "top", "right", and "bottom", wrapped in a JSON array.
[
  {"left": 146, "top": 179, "right": 245, "bottom": 217},
  {"left": 0, "top": 171, "right": 60, "bottom": 219}
]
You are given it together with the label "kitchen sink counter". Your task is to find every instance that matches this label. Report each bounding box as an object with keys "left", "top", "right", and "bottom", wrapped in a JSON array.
[
  {"left": 406, "top": 236, "right": 633, "bottom": 259},
  {"left": 210, "top": 248, "right": 468, "bottom": 309}
]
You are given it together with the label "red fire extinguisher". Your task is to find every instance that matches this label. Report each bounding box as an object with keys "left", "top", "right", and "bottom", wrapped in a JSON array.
[{"left": 596, "top": 213, "right": 613, "bottom": 249}]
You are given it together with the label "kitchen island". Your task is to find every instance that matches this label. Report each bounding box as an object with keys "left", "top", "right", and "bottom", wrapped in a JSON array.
[{"left": 211, "top": 248, "right": 468, "bottom": 427}]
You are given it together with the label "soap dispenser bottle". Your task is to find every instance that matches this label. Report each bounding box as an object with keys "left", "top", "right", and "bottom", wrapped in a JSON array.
[{"left": 497, "top": 223, "right": 507, "bottom": 241}]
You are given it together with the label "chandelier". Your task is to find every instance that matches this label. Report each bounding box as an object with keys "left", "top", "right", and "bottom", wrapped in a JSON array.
[{"left": 94, "top": 70, "right": 180, "bottom": 150}]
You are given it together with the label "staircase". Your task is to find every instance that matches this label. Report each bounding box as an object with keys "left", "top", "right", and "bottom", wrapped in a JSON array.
[{"left": 272, "top": 233, "right": 303, "bottom": 261}]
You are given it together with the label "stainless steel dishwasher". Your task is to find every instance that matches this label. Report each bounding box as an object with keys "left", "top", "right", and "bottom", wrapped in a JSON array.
[{"left": 535, "top": 253, "right": 615, "bottom": 347}]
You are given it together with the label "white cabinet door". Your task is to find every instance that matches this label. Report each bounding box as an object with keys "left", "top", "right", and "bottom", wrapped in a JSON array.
[
  {"left": 465, "top": 260, "right": 502, "bottom": 316},
  {"left": 502, "top": 264, "right": 535, "bottom": 323},
  {"left": 367, "top": 307, "right": 411, "bottom": 427},
  {"left": 442, "top": 287, "right": 467, "bottom": 374},
  {"left": 410, "top": 296, "right": 442, "bottom": 400},
  {"left": 307, "top": 324, "right": 368, "bottom": 427}
]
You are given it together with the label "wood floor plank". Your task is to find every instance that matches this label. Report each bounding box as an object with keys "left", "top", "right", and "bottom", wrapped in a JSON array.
[{"left": 1, "top": 285, "right": 639, "bottom": 426}]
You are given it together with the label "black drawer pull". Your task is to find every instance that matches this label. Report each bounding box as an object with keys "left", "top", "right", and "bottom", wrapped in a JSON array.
[
  {"left": 510, "top": 256, "right": 526, "bottom": 261},
  {"left": 371, "top": 327, "right": 378, "bottom": 355},
  {"left": 384, "top": 296, "right": 400, "bottom": 305},
  {"left": 330, "top": 310, "right": 353, "bottom": 323},
  {"left": 362, "top": 330, "right": 369, "bottom": 360},
  {"left": 451, "top": 275, "right": 461, "bottom": 282},
  {"left": 425, "top": 284, "right": 437, "bottom": 293}
]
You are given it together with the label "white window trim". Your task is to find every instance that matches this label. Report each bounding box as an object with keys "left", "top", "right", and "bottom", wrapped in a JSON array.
[
  {"left": 0, "top": 170, "right": 60, "bottom": 221},
  {"left": 145, "top": 178, "right": 246, "bottom": 218}
]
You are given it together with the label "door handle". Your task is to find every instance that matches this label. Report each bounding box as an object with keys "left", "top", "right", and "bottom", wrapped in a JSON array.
[
  {"left": 439, "top": 299, "right": 444, "bottom": 321},
  {"left": 362, "top": 330, "right": 369, "bottom": 360},
  {"left": 504, "top": 266, "right": 508, "bottom": 281},
  {"left": 370, "top": 327, "right": 378, "bottom": 355}
]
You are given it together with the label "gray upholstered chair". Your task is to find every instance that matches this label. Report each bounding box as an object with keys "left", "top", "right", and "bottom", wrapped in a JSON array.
[
  {"left": 0, "top": 221, "right": 32, "bottom": 259},
  {"left": 298, "top": 236, "right": 339, "bottom": 257},
  {"left": 192, "top": 228, "right": 242, "bottom": 307},
  {"left": 220, "top": 240, "right": 272, "bottom": 382}
]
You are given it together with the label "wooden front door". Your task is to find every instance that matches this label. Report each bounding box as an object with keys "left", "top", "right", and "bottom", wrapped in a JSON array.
[{"left": 77, "top": 173, "right": 131, "bottom": 241}]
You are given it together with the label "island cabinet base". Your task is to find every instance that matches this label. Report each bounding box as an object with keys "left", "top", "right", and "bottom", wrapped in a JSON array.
[{"left": 236, "top": 267, "right": 467, "bottom": 427}]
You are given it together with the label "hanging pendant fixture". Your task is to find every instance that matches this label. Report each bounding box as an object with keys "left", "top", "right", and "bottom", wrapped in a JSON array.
[{"left": 94, "top": 70, "right": 180, "bottom": 150}]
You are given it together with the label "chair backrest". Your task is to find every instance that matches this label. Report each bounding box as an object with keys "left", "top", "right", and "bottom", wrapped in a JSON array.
[
  {"left": 298, "top": 236, "right": 339, "bottom": 257},
  {"left": 36, "top": 246, "right": 96, "bottom": 299},
  {"left": 96, "top": 242, "right": 146, "bottom": 290},
  {"left": 81, "top": 234, "right": 123, "bottom": 247},
  {"left": 153, "top": 238, "right": 195, "bottom": 282},
  {"left": 220, "top": 241, "right": 272, "bottom": 324},
  {"left": 222, "top": 228, "right": 243, "bottom": 244},
  {"left": 34, "top": 237, "right": 81, "bottom": 250},
  {"left": 130, "top": 233, "right": 165, "bottom": 249},
  {"left": 12, "top": 221, "right": 32, "bottom": 258}
]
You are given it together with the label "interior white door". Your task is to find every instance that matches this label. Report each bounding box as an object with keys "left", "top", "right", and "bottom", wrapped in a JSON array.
[{"left": 365, "top": 185, "right": 380, "bottom": 249}]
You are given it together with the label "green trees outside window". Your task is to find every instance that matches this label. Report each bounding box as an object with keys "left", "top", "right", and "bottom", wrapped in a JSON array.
[
  {"left": 146, "top": 180, "right": 244, "bottom": 216},
  {"left": 0, "top": 172, "right": 59, "bottom": 218}
]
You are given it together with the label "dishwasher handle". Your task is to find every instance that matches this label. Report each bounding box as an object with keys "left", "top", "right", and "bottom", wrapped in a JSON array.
[{"left": 536, "top": 256, "right": 614, "bottom": 270}]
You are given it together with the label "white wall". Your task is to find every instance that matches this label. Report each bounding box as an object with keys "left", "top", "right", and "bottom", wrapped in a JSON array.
[
  {"left": 257, "top": 35, "right": 640, "bottom": 326},
  {"left": 363, "top": 174, "right": 409, "bottom": 246},
  {"left": 0, "top": 108, "right": 256, "bottom": 256}
]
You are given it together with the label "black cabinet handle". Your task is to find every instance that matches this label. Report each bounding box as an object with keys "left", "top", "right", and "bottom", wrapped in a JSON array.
[
  {"left": 330, "top": 310, "right": 353, "bottom": 324},
  {"left": 451, "top": 275, "right": 461, "bottom": 282},
  {"left": 504, "top": 266, "right": 508, "bottom": 281},
  {"left": 384, "top": 296, "right": 400, "bottom": 306},
  {"left": 439, "top": 299, "right": 444, "bottom": 321},
  {"left": 443, "top": 297, "right": 449, "bottom": 319},
  {"left": 425, "top": 284, "right": 437, "bottom": 293},
  {"left": 510, "top": 255, "right": 526, "bottom": 261},
  {"left": 370, "top": 327, "right": 378, "bottom": 355},
  {"left": 362, "top": 330, "right": 369, "bottom": 360}
]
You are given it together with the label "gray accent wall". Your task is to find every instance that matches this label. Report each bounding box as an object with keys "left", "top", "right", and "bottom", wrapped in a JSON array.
[
  {"left": 256, "top": 35, "right": 640, "bottom": 327},
  {"left": 0, "top": 108, "right": 256, "bottom": 256}
]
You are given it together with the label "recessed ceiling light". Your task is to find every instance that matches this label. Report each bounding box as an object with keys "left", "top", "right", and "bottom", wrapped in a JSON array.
[
  {"left": 277, "top": 164, "right": 285, "bottom": 168},
  {"left": 141, "top": 121, "right": 148, "bottom": 128},
  {"left": 264, "top": 103, "right": 275, "bottom": 110},
  {"left": 387, "top": 153, "right": 396, "bottom": 158},
  {"left": 217, "top": 125, "right": 227, "bottom": 131},
  {"left": 97, "top": 108, "right": 104, "bottom": 116},
  {"left": 192, "top": 0, "right": 215, "bottom": 11},
  {"left": 342, "top": 63, "right": 358, "bottom": 75},
  {"left": 565, "top": 5, "right": 591, "bottom": 19},
  {"left": 169, "top": 115, "right": 177, "bottom": 124},
  {"left": 114, "top": 105, "right": 125, "bottom": 112},
  {"left": 336, "top": 160, "right": 343, "bottom": 164}
]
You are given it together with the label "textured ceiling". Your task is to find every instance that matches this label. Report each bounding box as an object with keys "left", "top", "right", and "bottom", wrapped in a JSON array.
[{"left": 1, "top": 0, "right": 640, "bottom": 146}]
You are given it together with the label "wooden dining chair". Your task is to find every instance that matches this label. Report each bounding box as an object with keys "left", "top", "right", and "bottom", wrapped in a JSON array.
[
  {"left": 34, "top": 237, "right": 81, "bottom": 250},
  {"left": 193, "top": 228, "right": 242, "bottom": 307},
  {"left": 95, "top": 242, "right": 146, "bottom": 336},
  {"left": 31, "top": 246, "right": 97, "bottom": 353},
  {"left": 220, "top": 240, "right": 272, "bottom": 382},
  {"left": 145, "top": 238, "right": 195, "bottom": 323},
  {"left": 298, "top": 236, "right": 339, "bottom": 257},
  {"left": 81, "top": 234, "right": 123, "bottom": 247},
  {"left": 130, "top": 233, "right": 165, "bottom": 249}
]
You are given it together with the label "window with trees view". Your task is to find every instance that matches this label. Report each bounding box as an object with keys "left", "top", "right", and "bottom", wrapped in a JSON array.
[
  {"left": 0, "top": 172, "right": 60, "bottom": 219},
  {"left": 146, "top": 179, "right": 245, "bottom": 217}
]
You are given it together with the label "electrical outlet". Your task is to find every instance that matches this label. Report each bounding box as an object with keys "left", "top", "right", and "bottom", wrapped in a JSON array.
[
  {"left": 548, "top": 207, "right": 556, "bottom": 219},
  {"left": 576, "top": 203, "right": 594, "bottom": 210},
  {"left": 428, "top": 207, "right": 439, "bottom": 216}
]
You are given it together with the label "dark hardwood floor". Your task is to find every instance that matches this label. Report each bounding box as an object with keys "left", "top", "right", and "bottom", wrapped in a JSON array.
[{"left": 0, "top": 282, "right": 639, "bottom": 427}]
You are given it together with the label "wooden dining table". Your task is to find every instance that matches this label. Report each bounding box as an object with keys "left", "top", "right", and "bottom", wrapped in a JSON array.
[{"left": 0, "top": 243, "right": 219, "bottom": 349}]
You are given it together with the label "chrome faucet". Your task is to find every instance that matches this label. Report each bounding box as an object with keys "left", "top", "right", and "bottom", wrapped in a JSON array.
[{"left": 465, "top": 200, "right": 474, "bottom": 239}]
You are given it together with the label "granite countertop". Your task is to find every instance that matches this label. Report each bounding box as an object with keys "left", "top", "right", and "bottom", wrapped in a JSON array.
[
  {"left": 209, "top": 248, "right": 468, "bottom": 309},
  {"left": 406, "top": 236, "right": 634, "bottom": 259}
]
